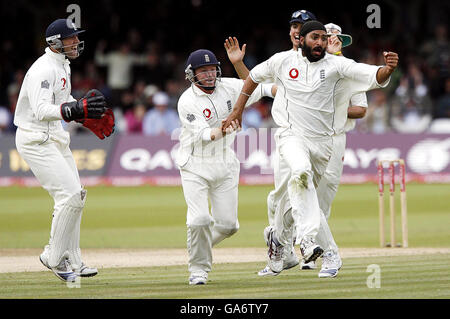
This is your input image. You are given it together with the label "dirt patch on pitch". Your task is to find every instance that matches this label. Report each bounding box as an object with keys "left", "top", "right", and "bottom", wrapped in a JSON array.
[{"left": 0, "top": 247, "right": 448, "bottom": 273}]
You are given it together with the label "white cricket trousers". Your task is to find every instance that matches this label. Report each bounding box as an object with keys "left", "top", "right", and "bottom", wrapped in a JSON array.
[
  {"left": 268, "top": 132, "right": 346, "bottom": 254},
  {"left": 179, "top": 152, "right": 240, "bottom": 275},
  {"left": 15, "top": 127, "right": 85, "bottom": 268},
  {"left": 274, "top": 130, "right": 332, "bottom": 246},
  {"left": 316, "top": 133, "right": 346, "bottom": 220}
]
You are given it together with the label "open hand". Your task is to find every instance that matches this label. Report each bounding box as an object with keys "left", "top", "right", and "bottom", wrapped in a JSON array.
[
  {"left": 327, "top": 35, "right": 342, "bottom": 55},
  {"left": 224, "top": 36, "right": 246, "bottom": 65}
]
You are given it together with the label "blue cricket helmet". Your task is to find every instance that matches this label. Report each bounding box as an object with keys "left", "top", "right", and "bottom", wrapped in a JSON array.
[
  {"left": 185, "top": 49, "right": 221, "bottom": 89},
  {"left": 45, "top": 18, "right": 85, "bottom": 57},
  {"left": 290, "top": 10, "right": 316, "bottom": 24}
]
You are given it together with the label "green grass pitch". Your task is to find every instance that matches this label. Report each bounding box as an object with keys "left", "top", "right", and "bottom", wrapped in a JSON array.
[{"left": 0, "top": 183, "right": 449, "bottom": 298}]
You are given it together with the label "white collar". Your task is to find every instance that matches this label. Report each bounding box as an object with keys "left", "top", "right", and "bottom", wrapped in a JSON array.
[
  {"left": 298, "top": 49, "right": 328, "bottom": 65},
  {"left": 45, "top": 47, "right": 70, "bottom": 64},
  {"left": 191, "top": 83, "right": 215, "bottom": 96}
]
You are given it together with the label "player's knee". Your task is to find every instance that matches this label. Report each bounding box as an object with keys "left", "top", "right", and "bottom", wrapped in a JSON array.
[
  {"left": 187, "top": 214, "right": 213, "bottom": 227},
  {"left": 215, "top": 222, "right": 239, "bottom": 238},
  {"left": 290, "top": 170, "right": 312, "bottom": 189},
  {"left": 59, "top": 189, "right": 87, "bottom": 210}
]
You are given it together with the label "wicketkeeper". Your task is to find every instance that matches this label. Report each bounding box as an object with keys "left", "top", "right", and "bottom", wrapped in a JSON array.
[{"left": 14, "top": 18, "right": 114, "bottom": 282}]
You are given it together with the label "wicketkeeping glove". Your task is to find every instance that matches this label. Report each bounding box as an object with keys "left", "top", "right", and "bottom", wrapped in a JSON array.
[
  {"left": 74, "top": 89, "right": 115, "bottom": 140},
  {"left": 77, "top": 108, "right": 115, "bottom": 140},
  {"left": 61, "top": 89, "right": 107, "bottom": 122}
]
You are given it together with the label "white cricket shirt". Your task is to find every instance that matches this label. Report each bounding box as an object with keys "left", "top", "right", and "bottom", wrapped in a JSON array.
[
  {"left": 176, "top": 77, "right": 273, "bottom": 167},
  {"left": 14, "top": 47, "right": 76, "bottom": 132},
  {"left": 332, "top": 78, "right": 368, "bottom": 135},
  {"left": 250, "top": 49, "right": 388, "bottom": 138}
]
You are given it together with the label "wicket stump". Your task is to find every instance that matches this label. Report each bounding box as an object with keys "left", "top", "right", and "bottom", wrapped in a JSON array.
[{"left": 377, "top": 159, "right": 408, "bottom": 248}]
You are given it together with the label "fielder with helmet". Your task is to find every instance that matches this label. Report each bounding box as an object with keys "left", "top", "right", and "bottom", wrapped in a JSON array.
[
  {"left": 177, "top": 49, "right": 276, "bottom": 285},
  {"left": 14, "top": 18, "right": 114, "bottom": 282}
]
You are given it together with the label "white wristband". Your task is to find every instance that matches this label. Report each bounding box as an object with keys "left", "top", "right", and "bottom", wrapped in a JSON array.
[
  {"left": 262, "top": 83, "right": 274, "bottom": 98},
  {"left": 202, "top": 128, "right": 212, "bottom": 141}
]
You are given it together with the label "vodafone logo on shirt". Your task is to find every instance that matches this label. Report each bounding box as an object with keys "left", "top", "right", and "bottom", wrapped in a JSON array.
[
  {"left": 203, "top": 108, "right": 213, "bottom": 120},
  {"left": 289, "top": 68, "right": 299, "bottom": 79}
]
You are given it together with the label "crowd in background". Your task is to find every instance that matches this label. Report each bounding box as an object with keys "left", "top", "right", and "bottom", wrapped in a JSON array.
[{"left": 0, "top": 0, "right": 448, "bottom": 136}]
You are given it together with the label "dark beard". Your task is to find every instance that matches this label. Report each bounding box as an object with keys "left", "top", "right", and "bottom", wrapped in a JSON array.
[{"left": 301, "top": 43, "right": 325, "bottom": 62}]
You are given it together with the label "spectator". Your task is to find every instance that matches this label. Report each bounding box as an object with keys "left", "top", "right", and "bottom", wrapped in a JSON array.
[
  {"left": 142, "top": 92, "right": 180, "bottom": 136},
  {"left": 95, "top": 41, "right": 148, "bottom": 108},
  {"left": 391, "top": 62, "right": 433, "bottom": 133},
  {"left": 420, "top": 24, "right": 449, "bottom": 101},
  {"left": 125, "top": 103, "right": 147, "bottom": 133},
  {"left": 143, "top": 84, "right": 159, "bottom": 108}
]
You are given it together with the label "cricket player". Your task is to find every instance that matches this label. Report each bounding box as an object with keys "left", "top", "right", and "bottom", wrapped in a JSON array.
[
  {"left": 222, "top": 20, "right": 398, "bottom": 275},
  {"left": 14, "top": 19, "right": 114, "bottom": 282},
  {"left": 225, "top": 13, "right": 368, "bottom": 278},
  {"left": 177, "top": 49, "right": 276, "bottom": 285}
]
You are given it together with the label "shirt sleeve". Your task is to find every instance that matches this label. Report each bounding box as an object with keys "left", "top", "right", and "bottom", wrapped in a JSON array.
[
  {"left": 94, "top": 51, "right": 110, "bottom": 66},
  {"left": 249, "top": 54, "right": 277, "bottom": 84},
  {"left": 336, "top": 57, "right": 390, "bottom": 92},
  {"left": 245, "top": 83, "right": 274, "bottom": 107},
  {"left": 131, "top": 54, "right": 148, "bottom": 65},
  {"left": 231, "top": 78, "right": 274, "bottom": 107},
  {"left": 350, "top": 92, "right": 368, "bottom": 108},
  {"left": 26, "top": 68, "right": 63, "bottom": 121}
]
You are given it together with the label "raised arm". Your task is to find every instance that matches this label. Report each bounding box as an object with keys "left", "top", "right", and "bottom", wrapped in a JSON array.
[{"left": 224, "top": 37, "right": 250, "bottom": 80}]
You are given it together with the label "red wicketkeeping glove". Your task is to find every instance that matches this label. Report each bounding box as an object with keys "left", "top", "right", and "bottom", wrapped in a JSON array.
[{"left": 79, "top": 108, "right": 115, "bottom": 140}]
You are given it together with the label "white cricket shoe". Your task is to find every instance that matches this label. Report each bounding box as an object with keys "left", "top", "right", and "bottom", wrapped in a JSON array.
[
  {"left": 265, "top": 226, "right": 284, "bottom": 273},
  {"left": 40, "top": 246, "right": 97, "bottom": 277},
  {"left": 257, "top": 265, "right": 279, "bottom": 277},
  {"left": 39, "top": 245, "right": 51, "bottom": 270},
  {"left": 189, "top": 271, "right": 208, "bottom": 285},
  {"left": 318, "top": 251, "right": 342, "bottom": 278},
  {"left": 300, "top": 237, "right": 323, "bottom": 264},
  {"left": 51, "top": 258, "right": 78, "bottom": 283},
  {"left": 300, "top": 259, "right": 317, "bottom": 270},
  {"left": 257, "top": 248, "right": 299, "bottom": 276},
  {"left": 75, "top": 263, "right": 98, "bottom": 277},
  {"left": 284, "top": 247, "right": 299, "bottom": 269}
]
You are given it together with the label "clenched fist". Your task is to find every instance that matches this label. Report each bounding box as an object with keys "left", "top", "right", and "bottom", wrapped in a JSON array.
[{"left": 383, "top": 51, "right": 399, "bottom": 72}]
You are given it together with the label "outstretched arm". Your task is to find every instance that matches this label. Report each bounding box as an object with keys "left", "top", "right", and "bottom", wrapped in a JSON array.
[{"left": 224, "top": 36, "right": 250, "bottom": 80}]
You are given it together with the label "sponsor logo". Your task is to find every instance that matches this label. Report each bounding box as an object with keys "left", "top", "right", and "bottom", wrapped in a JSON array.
[
  {"left": 289, "top": 68, "right": 299, "bottom": 79},
  {"left": 203, "top": 108, "right": 212, "bottom": 120},
  {"left": 61, "top": 78, "right": 66, "bottom": 90}
]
